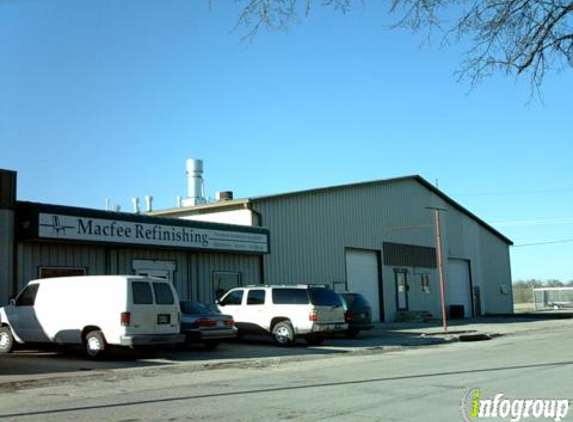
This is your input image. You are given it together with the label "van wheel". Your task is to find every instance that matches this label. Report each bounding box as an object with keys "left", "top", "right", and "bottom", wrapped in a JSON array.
[
  {"left": 0, "top": 327, "right": 14, "bottom": 354},
  {"left": 85, "top": 330, "right": 106, "bottom": 359},
  {"left": 272, "top": 321, "right": 294, "bottom": 346}
]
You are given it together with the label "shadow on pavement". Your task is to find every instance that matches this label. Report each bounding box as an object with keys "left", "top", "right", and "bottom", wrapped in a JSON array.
[
  {"left": 0, "top": 346, "right": 172, "bottom": 377},
  {"left": 3, "top": 315, "right": 569, "bottom": 380},
  {"left": 0, "top": 328, "right": 436, "bottom": 379}
]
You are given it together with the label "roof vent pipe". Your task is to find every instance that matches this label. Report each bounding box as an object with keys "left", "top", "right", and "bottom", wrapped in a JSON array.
[
  {"left": 144, "top": 195, "right": 153, "bottom": 212},
  {"left": 182, "top": 158, "right": 206, "bottom": 206},
  {"left": 132, "top": 197, "right": 140, "bottom": 214}
]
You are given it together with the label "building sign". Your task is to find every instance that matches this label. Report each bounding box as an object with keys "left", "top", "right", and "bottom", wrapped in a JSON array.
[{"left": 38, "top": 213, "right": 268, "bottom": 253}]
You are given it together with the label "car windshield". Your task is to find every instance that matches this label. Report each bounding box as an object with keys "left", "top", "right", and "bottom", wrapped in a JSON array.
[
  {"left": 340, "top": 293, "right": 370, "bottom": 308},
  {"left": 308, "top": 288, "right": 342, "bottom": 307},
  {"left": 180, "top": 301, "right": 211, "bottom": 315}
]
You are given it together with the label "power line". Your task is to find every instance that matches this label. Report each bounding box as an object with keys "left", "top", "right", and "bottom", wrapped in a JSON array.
[
  {"left": 493, "top": 217, "right": 573, "bottom": 227},
  {"left": 454, "top": 187, "right": 573, "bottom": 197},
  {"left": 513, "top": 239, "right": 573, "bottom": 248}
]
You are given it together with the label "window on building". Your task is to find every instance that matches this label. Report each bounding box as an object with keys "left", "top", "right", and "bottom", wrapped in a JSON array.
[
  {"left": 213, "top": 272, "right": 242, "bottom": 301},
  {"left": 38, "top": 267, "right": 86, "bottom": 279},
  {"left": 421, "top": 274, "right": 430, "bottom": 294}
]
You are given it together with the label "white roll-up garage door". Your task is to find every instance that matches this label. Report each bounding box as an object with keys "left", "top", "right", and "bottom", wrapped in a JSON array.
[
  {"left": 446, "top": 258, "right": 472, "bottom": 318},
  {"left": 345, "top": 249, "right": 381, "bottom": 322}
]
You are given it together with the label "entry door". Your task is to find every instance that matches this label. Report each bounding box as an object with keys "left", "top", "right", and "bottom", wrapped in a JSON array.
[
  {"left": 395, "top": 270, "right": 409, "bottom": 311},
  {"left": 132, "top": 260, "right": 176, "bottom": 283},
  {"left": 345, "top": 249, "right": 382, "bottom": 322}
]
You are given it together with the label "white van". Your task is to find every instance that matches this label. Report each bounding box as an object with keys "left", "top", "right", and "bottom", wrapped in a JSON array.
[{"left": 0, "top": 275, "right": 184, "bottom": 358}]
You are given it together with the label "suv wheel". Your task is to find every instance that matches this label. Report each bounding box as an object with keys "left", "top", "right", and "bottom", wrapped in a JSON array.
[
  {"left": 272, "top": 321, "right": 294, "bottom": 346},
  {"left": 0, "top": 327, "right": 14, "bottom": 353}
]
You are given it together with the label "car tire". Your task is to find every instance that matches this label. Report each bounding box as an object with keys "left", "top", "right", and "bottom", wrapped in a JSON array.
[
  {"left": 0, "top": 326, "right": 14, "bottom": 354},
  {"left": 306, "top": 335, "right": 325, "bottom": 346},
  {"left": 203, "top": 340, "right": 220, "bottom": 351},
  {"left": 272, "top": 321, "right": 295, "bottom": 347},
  {"left": 85, "top": 330, "right": 106, "bottom": 360}
]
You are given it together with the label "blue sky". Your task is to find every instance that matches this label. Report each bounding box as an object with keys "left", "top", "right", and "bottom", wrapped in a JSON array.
[{"left": 1, "top": 0, "right": 572, "bottom": 282}]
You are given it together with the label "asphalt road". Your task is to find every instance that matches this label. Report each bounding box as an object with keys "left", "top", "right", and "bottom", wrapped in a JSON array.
[{"left": 0, "top": 320, "right": 572, "bottom": 421}]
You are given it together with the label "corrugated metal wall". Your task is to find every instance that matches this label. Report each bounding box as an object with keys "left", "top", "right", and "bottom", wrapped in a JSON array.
[
  {"left": 17, "top": 243, "right": 107, "bottom": 291},
  {"left": 17, "top": 243, "right": 261, "bottom": 304},
  {"left": 191, "top": 252, "right": 260, "bottom": 302},
  {"left": 112, "top": 248, "right": 189, "bottom": 298},
  {"left": 253, "top": 179, "right": 512, "bottom": 321}
]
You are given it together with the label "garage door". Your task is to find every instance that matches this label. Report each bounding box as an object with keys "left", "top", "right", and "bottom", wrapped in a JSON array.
[
  {"left": 345, "top": 249, "right": 382, "bottom": 322},
  {"left": 446, "top": 259, "right": 472, "bottom": 318}
]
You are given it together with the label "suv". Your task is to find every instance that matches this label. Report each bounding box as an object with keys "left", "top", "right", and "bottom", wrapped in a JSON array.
[{"left": 217, "top": 285, "right": 347, "bottom": 346}]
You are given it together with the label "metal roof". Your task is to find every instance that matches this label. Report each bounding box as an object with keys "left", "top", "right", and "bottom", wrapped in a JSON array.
[{"left": 151, "top": 175, "right": 513, "bottom": 245}]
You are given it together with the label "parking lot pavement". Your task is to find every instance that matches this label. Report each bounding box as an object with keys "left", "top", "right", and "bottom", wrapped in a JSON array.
[{"left": 1, "top": 316, "right": 571, "bottom": 387}]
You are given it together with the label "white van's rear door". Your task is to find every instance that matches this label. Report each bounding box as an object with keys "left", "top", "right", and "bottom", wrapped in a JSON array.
[
  {"left": 150, "top": 281, "right": 180, "bottom": 335},
  {"left": 128, "top": 280, "right": 179, "bottom": 336}
]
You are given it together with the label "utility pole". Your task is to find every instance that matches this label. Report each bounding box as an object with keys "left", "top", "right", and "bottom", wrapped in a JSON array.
[{"left": 427, "top": 206, "right": 448, "bottom": 333}]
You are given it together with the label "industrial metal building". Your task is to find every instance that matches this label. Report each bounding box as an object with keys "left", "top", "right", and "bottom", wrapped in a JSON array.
[
  {"left": 0, "top": 169, "right": 269, "bottom": 305},
  {"left": 153, "top": 170, "right": 514, "bottom": 322}
]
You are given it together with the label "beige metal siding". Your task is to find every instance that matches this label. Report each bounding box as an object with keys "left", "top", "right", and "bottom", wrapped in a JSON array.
[
  {"left": 253, "top": 178, "right": 512, "bottom": 320},
  {"left": 477, "top": 232, "right": 513, "bottom": 314},
  {"left": 254, "top": 180, "right": 439, "bottom": 321},
  {"left": 444, "top": 205, "right": 513, "bottom": 315}
]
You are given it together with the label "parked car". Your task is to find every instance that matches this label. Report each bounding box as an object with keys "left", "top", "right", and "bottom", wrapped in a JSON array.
[
  {"left": 338, "top": 292, "right": 374, "bottom": 338},
  {"left": 217, "top": 285, "right": 347, "bottom": 346},
  {"left": 0, "top": 276, "right": 184, "bottom": 359},
  {"left": 179, "top": 301, "right": 237, "bottom": 350}
]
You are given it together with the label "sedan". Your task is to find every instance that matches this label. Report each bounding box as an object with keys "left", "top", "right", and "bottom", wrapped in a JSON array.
[
  {"left": 180, "top": 301, "right": 237, "bottom": 350},
  {"left": 338, "top": 292, "right": 374, "bottom": 338}
]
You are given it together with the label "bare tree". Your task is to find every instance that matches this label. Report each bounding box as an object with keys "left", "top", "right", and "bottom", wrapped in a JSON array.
[{"left": 231, "top": 0, "right": 573, "bottom": 93}]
